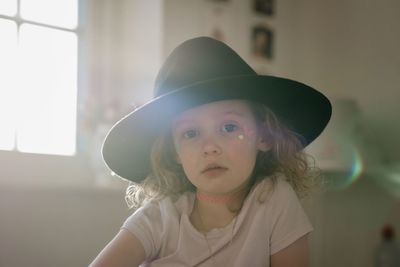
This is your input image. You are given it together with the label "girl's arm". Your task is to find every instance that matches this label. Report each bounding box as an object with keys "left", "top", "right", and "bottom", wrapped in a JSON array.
[
  {"left": 89, "top": 228, "right": 146, "bottom": 267},
  {"left": 270, "top": 234, "right": 310, "bottom": 267}
]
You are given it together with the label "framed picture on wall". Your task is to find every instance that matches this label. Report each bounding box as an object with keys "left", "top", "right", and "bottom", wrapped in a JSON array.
[
  {"left": 251, "top": 25, "right": 274, "bottom": 60},
  {"left": 253, "top": 0, "right": 274, "bottom": 16}
]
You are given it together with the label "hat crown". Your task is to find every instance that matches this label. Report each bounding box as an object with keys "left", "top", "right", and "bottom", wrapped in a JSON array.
[{"left": 154, "top": 37, "right": 256, "bottom": 97}]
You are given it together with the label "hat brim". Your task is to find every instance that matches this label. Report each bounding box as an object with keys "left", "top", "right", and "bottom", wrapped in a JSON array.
[{"left": 102, "top": 74, "right": 331, "bottom": 182}]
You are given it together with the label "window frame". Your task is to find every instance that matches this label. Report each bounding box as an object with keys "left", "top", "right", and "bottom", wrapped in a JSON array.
[{"left": 0, "top": 0, "right": 85, "bottom": 157}]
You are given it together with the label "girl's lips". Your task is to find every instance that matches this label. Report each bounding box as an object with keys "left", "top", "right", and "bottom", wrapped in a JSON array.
[
  {"left": 201, "top": 165, "right": 228, "bottom": 177},
  {"left": 201, "top": 164, "right": 226, "bottom": 173}
]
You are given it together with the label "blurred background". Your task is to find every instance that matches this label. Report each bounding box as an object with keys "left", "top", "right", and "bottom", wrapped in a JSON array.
[{"left": 0, "top": 0, "right": 399, "bottom": 266}]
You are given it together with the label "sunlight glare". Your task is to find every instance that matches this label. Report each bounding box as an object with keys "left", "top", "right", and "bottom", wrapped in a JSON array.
[
  {"left": 20, "top": 0, "right": 78, "bottom": 29},
  {"left": 17, "top": 24, "right": 77, "bottom": 155},
  {"left": 0, "top": 19, "right": 18, "bottom": 150},
  {"left": 0, "top": 0, "right": 17, "bottom": 16}
]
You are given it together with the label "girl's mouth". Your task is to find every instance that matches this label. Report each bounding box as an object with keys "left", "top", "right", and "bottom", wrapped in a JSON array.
[{"left": 201, "top": 165, "right": 228, "bottom": 177}]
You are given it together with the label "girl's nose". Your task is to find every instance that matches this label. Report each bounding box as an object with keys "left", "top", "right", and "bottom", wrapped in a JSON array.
[{"left": 202, "top": 136, "right": 222, "bottom": 156}]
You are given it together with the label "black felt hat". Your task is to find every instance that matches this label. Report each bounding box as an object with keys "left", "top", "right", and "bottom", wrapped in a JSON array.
[{"left": 102, "top": 37, "right": 331, "bottom": 182}]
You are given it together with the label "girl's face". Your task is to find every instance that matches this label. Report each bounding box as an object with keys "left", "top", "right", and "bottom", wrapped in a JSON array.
[{"left": 171, "top": 100, "right": 269, "bottom": 196}]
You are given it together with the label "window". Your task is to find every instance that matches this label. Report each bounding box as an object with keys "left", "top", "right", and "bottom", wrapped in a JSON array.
[{"left": 0, "top": 0, "right": 78, "bottom": 156}]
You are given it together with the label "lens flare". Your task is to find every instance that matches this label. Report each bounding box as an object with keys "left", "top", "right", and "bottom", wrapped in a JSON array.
[{"left": 324, "top": 144, "right": 365, "bottom": 190}]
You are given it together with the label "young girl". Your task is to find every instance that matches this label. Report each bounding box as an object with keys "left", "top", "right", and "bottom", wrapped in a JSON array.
[{"left": 90, "top": 37, "right": 331, "bottom": 267}]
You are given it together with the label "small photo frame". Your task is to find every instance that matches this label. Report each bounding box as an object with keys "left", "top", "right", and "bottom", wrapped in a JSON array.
[
  {"left": 253, "top": 0, "right": 274, "bottom": 16},
  {"left": 251, "top": 25, "right": 274, "bottom": 60}
]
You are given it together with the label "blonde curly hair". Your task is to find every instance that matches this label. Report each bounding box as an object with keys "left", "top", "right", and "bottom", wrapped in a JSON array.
[{"left": 125, "top": 100, "right": 320, "bottom": 210}]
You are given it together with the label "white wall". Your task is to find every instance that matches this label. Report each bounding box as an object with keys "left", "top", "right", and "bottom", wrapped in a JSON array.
[
  {"left": 85, "top": 0, "right": 163, "bottom": 107},
  {"left": 303, "top": 179, "right": 400, "bottom": 267},
  {"left": 0, "top": 186, "right": 130, "bottom": 267},
  {"left": 287, "top": 0, "right": 400, "bottom": 162}
]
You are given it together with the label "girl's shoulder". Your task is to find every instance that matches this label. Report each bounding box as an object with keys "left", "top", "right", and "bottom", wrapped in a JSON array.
[
  {"left": 137, "top": 191, "right": 195, "bottom": 218},
  {"left": 123, "top": 192, "right": 195, "bottom": 243},
  {"left": 250, "top": 175, "right": 298, "bottom": 204}
]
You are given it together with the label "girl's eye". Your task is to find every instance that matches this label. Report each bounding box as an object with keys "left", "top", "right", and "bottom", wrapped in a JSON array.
[
  {"left": 182, "top": 129, "right": 198, "bottom": 139},
  {"left": 221, "top": 123, "right": 239, "bottom": 133}
]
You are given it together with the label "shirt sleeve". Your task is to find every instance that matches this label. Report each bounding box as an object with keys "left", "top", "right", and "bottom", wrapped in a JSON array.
[
  {"left": 269, "top": 178, "right": 313, "bottom": 255},
  {"left": 121, "top": 201, "right": 163, "bottom": 261}
]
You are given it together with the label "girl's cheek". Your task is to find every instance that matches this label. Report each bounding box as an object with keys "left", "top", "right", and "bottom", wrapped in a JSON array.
[
  {"left": 174, "top": 139, "right": 190, "bottom": 157},
  {"left": 175, "top": 140, "right": 197, "bottom": 155},
  {"left": 243, "top": 126, "right": 257, "bottom": 139},
  {"left": 220, "top": 133, "right": 255, "bottom": 149},
  {"left": 175, "top": 142, "right": 189, "bottom": 156},
  {"left": 233, "top": 126, "right": 257, "bottom": 144}
]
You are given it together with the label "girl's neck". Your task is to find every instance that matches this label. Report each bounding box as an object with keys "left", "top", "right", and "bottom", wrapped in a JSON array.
[
  {"left": 190, "top": 187, "right": 250, "bottom": 233},
  {"left": 196, "top": 178, "right": 252, "bottom": 209}
]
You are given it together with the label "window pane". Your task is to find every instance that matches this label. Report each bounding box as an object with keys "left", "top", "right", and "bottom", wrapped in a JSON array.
[
  {"left": 20, "top": 0, "right": 78, "bottom": 29},
  {"left": 0, "top": 0, "right": 17, "bottom": 16},
  {"left": 18, "top": 24, "right": 77, "bottom": 155},
  {"left": 0, "top": 19, "right": 18, "bottom": 150}
]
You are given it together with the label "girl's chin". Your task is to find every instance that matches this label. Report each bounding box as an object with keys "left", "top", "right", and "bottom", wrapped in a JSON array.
[{"left": 192, "top": 174, "right": 252, "bottom": 196}]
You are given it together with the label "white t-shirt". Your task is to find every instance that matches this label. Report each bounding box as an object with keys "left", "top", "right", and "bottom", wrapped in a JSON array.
[{"left": 122, "top": 176, "right": 313, "bottom": 267}]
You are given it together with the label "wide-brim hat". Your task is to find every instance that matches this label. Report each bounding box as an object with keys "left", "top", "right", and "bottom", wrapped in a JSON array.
[{"left": 102, "top": 37, "right": 332, "bottom": 183}]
